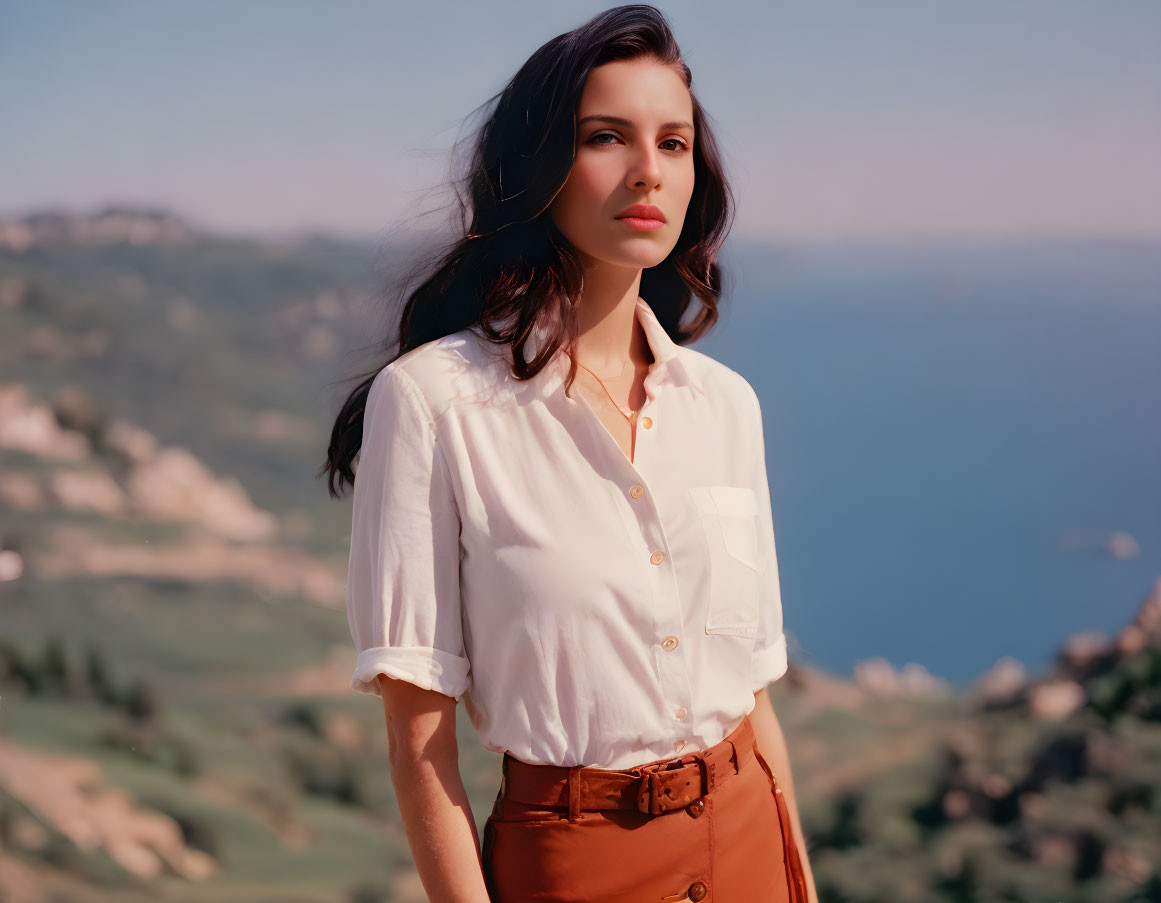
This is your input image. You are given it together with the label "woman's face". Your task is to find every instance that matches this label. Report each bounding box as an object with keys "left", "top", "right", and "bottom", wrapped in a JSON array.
[{"left": 549, "top": 57, "right": 696, "bottom": 273}]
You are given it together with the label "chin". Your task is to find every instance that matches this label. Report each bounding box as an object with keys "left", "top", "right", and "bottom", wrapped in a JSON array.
[{"left": 597, "top": 243, "right": 673, "bottom": 269}]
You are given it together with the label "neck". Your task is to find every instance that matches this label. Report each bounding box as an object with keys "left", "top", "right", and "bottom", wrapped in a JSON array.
[{"left": 573, "top": 291, "right": 651, "bottom": 373}]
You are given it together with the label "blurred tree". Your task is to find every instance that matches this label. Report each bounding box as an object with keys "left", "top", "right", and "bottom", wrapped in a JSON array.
[
  {"left": 40, "top": 635, "right": 70, "bottom": 694},
  {"left": 123, "top": 676, "right": 160, "bottom": 722},
  {"left": 83, "top": 642, "right": 122, "bottom": 706}
]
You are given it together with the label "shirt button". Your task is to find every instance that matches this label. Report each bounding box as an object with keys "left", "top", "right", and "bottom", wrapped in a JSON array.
[
  {"left": 642, "top": 416, "right": 653, "bottom": 429},
  {"left": 650, "top": 550, "right": 665, "bottom": 565},
  {"left": 675, "top": 706, "right": 687, "bottom": 720},
  {"left": 629, "top": 484, "right": 644, "bottom": 498},
  {"left": 661, "top": 636, "right": 679, "bottom": 651},
  {"left": 688, "top": 880, "right": 708, "bottom": 901}
]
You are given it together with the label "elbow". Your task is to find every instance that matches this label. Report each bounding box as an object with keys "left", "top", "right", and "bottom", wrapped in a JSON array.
[{"left": 378, "top": 674, "right": 461, "bottom": 769}]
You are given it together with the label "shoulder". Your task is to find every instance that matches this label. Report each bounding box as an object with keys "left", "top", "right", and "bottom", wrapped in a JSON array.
[
  {"left": 368, "top": 327, "right": 507, "bottom": 422},
  {"left": 676, "top": 344, "right": 761, "bottom": 414}
]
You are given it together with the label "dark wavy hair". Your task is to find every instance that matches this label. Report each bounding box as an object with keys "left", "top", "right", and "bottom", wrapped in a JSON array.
[{"left": 320, "top": 4, "right": 736, "bottom": 498}]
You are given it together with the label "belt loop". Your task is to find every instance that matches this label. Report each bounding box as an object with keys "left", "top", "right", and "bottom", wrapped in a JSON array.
[
  {"left": 736, "top": 715, "right": 753, "bottom": 766},
  {"left": 697, "top": 755, "right": 715, "bottom": 797},
  {"left": 567, "top": 766, "right": 583, "bottom": 823},
  {"left": 493, "top": 755, "right": 509, "bottom": 820},
  {"left": 725, "top": 736, "right": 743, "bottom": 778}
]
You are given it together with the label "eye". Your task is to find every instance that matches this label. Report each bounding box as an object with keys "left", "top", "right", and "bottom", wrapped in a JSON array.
[{"left": 587, "top": 132, "right": 690, "bottom": 153}]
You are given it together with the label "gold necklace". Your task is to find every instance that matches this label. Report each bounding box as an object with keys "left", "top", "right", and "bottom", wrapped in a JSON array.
[
  {"left": 582, "top": 356, "right": 631, "bottom": 381},
  {"left": 576, "top": 359, "right": 638, "bottom": 421}
]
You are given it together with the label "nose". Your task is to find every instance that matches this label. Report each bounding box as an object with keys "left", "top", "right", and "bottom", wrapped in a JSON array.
[{"left": 626, "top": 147, "right": 664, "bottom": 191}]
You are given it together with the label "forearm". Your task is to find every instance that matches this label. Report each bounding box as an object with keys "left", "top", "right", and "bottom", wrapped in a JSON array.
[
  {"left": 750, "top": 688, "right": 819, "bottom": 903},
  {"left": 390, "top": 749, "right": 491, "bottom": 903}
]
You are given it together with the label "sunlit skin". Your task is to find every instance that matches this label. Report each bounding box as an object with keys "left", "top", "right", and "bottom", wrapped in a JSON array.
[
  {"left": 547, "top": 55, "right": 696, "bottom": 411},
  {"left": 549, "top": 56, "right": 696, "bottom": 281}
]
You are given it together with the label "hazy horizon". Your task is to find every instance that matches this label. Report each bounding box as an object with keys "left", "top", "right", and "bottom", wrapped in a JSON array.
[{"left": 2, "top": 0, "right": 1159, "bottom": 243}]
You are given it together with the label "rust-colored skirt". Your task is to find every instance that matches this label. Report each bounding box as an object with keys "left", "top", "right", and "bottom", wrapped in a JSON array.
[{"left": 481, "top": 712, "right": 808, "bottom": 902}]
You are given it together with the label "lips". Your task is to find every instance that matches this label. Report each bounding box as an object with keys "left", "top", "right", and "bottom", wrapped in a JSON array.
[{"left": 615, "top": 204, "right": 666, "bottom": 223}]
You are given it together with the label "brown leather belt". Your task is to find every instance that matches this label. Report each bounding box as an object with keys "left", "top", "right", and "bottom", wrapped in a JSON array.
[
  {"left": 496, "top": 713, "right": 810, "bottom": 903},
  {"left": 500, "top": 714, "right": 757, "bottom": 817}
]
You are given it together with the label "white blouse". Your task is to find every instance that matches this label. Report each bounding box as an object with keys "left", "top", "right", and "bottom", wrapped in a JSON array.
[{"left": 346, "top": 296, "right": 789, "bottom": 769}]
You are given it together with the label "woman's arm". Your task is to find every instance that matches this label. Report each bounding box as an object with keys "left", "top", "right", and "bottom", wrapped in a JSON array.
[
  {"left": 751, "top": 687, "right": 819, "bottom": 903},
  {"left": 377, "top": 674, "right": 491, "bottom": 903}
]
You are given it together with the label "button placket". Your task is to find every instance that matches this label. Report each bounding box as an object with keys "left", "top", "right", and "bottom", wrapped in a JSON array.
[
  {"left": 626, "top": 392, "right": 693, "bottom": 754},
  {"left": 657, "top": 630, "right": 692, "bottom": 747},
  {"left": 652, "top": 582, "right": 690, "bottom": 742}
]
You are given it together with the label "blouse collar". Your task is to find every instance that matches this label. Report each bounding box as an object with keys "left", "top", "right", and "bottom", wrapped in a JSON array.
[{"left": 524, "top": 296, "right": 706, "bottom": 399}]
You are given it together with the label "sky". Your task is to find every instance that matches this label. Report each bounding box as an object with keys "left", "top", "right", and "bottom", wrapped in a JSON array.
[{"left": 2, "top": 0, "right": 1159, "bottom": 242}]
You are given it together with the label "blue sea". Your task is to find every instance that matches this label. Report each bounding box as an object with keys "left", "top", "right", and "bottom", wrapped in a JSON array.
[{"left": 698, "top": 238, "right": 1161, "bottom": 688}]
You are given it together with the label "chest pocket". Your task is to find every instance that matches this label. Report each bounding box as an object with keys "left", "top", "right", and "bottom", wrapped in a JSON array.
[{"left": 688, "top": 485, "right": 762, "bottom": 637}]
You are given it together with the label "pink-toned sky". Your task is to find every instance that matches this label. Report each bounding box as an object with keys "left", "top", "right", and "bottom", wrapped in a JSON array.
[{"left": 2, "top": 0, "right": 1159, "bottom": 241}]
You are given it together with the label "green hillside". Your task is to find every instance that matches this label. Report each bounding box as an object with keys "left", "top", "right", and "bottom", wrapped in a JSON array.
[{"left": 1, "top": 210, "right": 1158, "bottom": 902}]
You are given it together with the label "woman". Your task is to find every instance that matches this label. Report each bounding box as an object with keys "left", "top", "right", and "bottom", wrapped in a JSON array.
[{"left": 322, "top": 6, "right": 815, "bottom": 902}]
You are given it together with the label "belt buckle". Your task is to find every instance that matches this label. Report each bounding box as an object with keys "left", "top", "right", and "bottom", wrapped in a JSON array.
[{"left": 635, "top": 756, "right": 703, "bottom": 815}]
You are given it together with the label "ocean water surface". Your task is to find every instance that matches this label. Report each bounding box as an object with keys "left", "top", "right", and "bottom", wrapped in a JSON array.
[{"left": 698, "top": 239, "right": 1161, "bottom": 687}]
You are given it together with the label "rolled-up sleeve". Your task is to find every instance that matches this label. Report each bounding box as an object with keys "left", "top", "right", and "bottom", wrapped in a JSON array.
[
  {"left": 345, "top": 364, "right": 471, "bottom": 700},
  {"left": 744, "top": 383, "right": 789, "bottom": 692}
]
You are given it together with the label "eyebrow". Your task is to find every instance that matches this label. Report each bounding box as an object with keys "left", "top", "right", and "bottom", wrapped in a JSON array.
[{"left": 577, "top": 114, "right": 694, "bottom": 132}]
